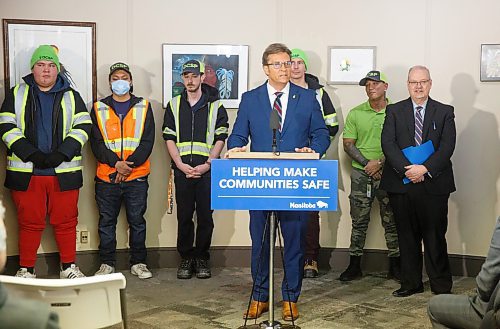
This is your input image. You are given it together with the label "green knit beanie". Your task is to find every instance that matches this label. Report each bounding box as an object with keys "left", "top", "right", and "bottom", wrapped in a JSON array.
[
  {"left": 30, "top": 45, "right": 60, "bottom": 72},
  {"left": 291, "top": 48, "right": 309, "bottom": 70}
]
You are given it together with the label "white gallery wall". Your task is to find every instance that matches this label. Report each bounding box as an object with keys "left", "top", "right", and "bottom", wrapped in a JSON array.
[{"left": 0, "top": 0, "right": 499, "bottom": 258}]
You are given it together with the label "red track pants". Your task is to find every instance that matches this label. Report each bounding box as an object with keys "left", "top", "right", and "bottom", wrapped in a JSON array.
[{"left": 11, "top": 176, "right": 79, "bottom": 267}]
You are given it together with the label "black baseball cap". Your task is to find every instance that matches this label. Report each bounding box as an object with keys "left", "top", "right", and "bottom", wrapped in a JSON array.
[
  {"left": 181, "top": 60, "right": 204, "bottom": 75},
  {"left": 109, "top": 62, "right": 132, "bottom": 77},
  {"left": 359, "top": 70, "right": 388, "bottom": 86}
]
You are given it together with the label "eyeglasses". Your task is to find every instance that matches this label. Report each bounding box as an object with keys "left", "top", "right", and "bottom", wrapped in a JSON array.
[
  {"left": 408, "top": 79, "right": 430, "bottom": 87},
  {"left": 266, "top": 61, "right": 292, "bottom": 69}
]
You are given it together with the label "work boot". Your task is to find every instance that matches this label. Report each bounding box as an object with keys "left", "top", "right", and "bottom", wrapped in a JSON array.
[
  {"left": 177, "top": 258, "right": 194, "bottom": 279},
  {"left": 303, "top": 259, "right": 318, "bottom": 278},
  {"left": 387, "top": 256, "right": 401, "bottom": 282},
  {"left": 339, "top": 256, "right": 362, "bottom": 281}
]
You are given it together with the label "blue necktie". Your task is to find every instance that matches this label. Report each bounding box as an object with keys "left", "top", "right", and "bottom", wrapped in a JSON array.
[
  {"left": 415, "top": 106, "right": 423, "bottom": 146},
  {"left": 273, "top": 92, "right": 283, "bottom": 131}
]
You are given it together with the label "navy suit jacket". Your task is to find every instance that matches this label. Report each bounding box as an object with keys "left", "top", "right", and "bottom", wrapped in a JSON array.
[
  {"left": 380, "top": 97, "right": 456, "bottom": 194},
  {"left": 228, "top": 82, "right": 330, "bottom": 155}
]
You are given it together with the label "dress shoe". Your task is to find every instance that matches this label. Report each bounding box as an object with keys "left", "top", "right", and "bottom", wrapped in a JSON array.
[
  {"left": 392, "top": 284, "right": 424, "bottom": 297},
  {"left": 243, "top": 300, "right": 269, "bottom": 319},
  {"left": 432, "top": 290, "right": 452, "bottom": 295},
  {"left": 282, "top": 301, "right": 299, "bottom": 321}
]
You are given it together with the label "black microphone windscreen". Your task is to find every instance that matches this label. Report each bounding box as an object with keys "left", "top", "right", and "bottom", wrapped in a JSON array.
[{"left": 270, "top": 109, "right": 280, "bottom": 130}]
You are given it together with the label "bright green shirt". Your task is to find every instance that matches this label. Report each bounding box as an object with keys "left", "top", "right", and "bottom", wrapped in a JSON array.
[{"left": 343, "top": 100, "right": 388, "bottom": 170}]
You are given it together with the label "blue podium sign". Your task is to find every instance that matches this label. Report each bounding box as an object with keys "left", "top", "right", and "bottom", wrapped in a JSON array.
[{"left": 211, "top": 159, "right": 338, "bottom": 211}]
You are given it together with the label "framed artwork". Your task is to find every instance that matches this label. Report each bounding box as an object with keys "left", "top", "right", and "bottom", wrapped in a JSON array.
[
  {"left": 3, "top": 19, "right": 97, "bottom": 105},
  {"left": 327, "top": 46, "right": 376, "bottom": 85},
  {"left": 162, "top": 44, "right": 249, "bottom": 109},
  {"left": 480, "top": 44, "right": 500, "bottom": 82}
]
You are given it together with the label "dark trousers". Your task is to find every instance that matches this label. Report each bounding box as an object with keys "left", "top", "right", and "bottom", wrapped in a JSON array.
[
  {"left": 389, "top": 183, "right": 452, "bottom": 293},
  {"left": 250, "top": 210, "right": 309, "bottom": 303},
  {"left": 95, "top": 178, "right": 148, "bottom": 266},
  {"left": 174, "top": 172, "right": 213, "bottom": 260},
  {"left": 304, "top": 211, "right": 320, "bottom": 261}
]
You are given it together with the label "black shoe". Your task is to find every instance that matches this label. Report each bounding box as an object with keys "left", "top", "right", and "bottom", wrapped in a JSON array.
[
  {"left": 177, "top": 258, "right": 194, "bottom": 279},
  {"left": 195, "top": 259, "right": 211, "bottom": 279},
  {"left": 339, "top": 256, "right": 362, "bottom": 282},
  {"left": 387, "top": 257, "right": 401, "bottom": 282},
  {"left": 392, "top": 284, "right": 424, "bottom": 297},
  {"left": 432, "top": 290, "right": 452, "bottom": 295},
  {"left": 303, "top": 259, "right": 318, "bottom": 278}
]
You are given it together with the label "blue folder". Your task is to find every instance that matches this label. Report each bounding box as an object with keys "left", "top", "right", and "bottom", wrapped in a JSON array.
[{"left": 402, "top": 140, "right": 435, "bottom": 184}]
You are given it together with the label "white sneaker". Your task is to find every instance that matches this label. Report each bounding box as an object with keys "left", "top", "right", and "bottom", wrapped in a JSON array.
[
  {"left": 15, "top": 268, "right": 36, "bottom": 278},
  {"left": 60, "top": 264, "right": 86, "bottom": 279},
  {"left": 95, "top": 264, "right": 115, "bottom": 275},
  {"left": 130, "top": 263, "right": 152, "bottom": 279}
]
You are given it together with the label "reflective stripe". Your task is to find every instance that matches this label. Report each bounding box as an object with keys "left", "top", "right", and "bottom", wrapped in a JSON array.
[
  {"left": 316, "top": 88, "right": 324, "bottom": 114},
  {"left": 206, "top": 101, "right": 220, "bottom": 146},
  {"left": 169, "top": 97, "right": 220, "bottom": 156},
  {"left": 7, "top": 154, "right": 33, "bottom": 172},
  {"left": 2, "top": 127, "right": 24, "bottom": 148},
  {"left": 96, "top": 100, "right": 148, "bottom": 155},
  {"left": 177, "top": 142, "right": 210, "bottom": 156},
  {"left": 55, "top": 156, "right": 82, "bottom": 173},
  {"left": 7, "top": 85, "right": 84, "bottom": 173},
  {"left": 169, "top": 97, "right": 181, "bottom": 142},
  {"left": 61, "top": 91, "right": 74, "bottom": 139},
  {"left": 15, "top": 85, "right": 29, "bottom": 133},
  {"left": 316, "top": 88, "right": 339, "bottom": 127},
  {"left": 324, "top": 113, "right": 338, "bottom": 126}
]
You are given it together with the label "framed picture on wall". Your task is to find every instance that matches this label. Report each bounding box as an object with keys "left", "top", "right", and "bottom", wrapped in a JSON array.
[
  {"left": 480, "top": 44, "right": 500, "bottom": 82},
  {"left": 2, "top": 19, "right": 97, "bottom": 105},
  {"left": 162, "top": 44, "right": 249, "bottom": 109},
  {"left": 327, "top": 46, "right": 376, "bottom": 85}
]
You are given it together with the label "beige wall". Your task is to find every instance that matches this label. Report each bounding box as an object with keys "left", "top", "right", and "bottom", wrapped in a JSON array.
[{"left": 0, "top": 0, "right": 499, "bottom": 258}]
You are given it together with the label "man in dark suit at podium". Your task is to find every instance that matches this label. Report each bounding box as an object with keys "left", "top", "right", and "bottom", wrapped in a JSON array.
[
  {"left": 227, "top": 43, "right": 330, "bottom": 321},
  {"left": 380, "top": 65, "right": 456, "bottom": 297}
]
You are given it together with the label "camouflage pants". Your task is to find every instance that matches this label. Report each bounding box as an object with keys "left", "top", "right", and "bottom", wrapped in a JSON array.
[{"left": 348, "top": 167, "right": 399, "bottom": 257}]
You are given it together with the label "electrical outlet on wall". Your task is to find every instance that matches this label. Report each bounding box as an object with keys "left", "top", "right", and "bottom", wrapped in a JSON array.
[{"left": 80, "top": 230, "right": 89, "bottom": 244}]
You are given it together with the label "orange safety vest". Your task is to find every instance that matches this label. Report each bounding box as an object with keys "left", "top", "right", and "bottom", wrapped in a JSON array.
[{"left": 94, "top": 100, "right": 150, "bottom": 182}]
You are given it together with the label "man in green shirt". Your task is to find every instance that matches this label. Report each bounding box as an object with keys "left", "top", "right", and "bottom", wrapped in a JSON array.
[{"left": 340, "top": 71, "right": 400, "bottom": 282}]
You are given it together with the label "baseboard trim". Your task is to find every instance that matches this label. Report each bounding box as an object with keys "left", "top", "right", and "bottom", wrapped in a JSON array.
[{"left": 4, "top": 247, "right": 485, "bottom": 278}]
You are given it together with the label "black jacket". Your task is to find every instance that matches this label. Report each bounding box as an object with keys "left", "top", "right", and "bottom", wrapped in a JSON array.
[
  {"left": 162, "top": 83, "right": 229, "bottom": 169},
  {"left": 380, "top": 97, "right": 456, "bottom": 194},
  {"left": 0, "top": 76, "right": 91, "bottom": 191},
  {"left": 304, "top": 73, "right": 339, "bottom": 138},
  {"left": 90, "top": 94, "right": 155, "bottom": 170}
]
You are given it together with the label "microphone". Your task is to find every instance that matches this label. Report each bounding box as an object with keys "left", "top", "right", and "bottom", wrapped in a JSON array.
[{"left": 269, "top": 110, "right": 280, "bottom": 154}]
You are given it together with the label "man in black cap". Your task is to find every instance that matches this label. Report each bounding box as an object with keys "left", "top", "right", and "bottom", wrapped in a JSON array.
[
  {"left": 163, "top": 60, "right": 228, "bottom": 279},
  {"left": 340, "top": 70, "right": 400, "bottom": 282},
  {"left": 91, "top": 62, "right": 155, "bottom": 279}
]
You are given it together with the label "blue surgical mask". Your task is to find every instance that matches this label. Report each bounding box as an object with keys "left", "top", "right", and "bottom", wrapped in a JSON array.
[{"left": 111, "top": 79, "right": 131, "bottom": 96}]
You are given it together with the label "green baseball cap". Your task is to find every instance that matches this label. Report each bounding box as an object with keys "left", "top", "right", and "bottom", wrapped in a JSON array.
[
  {"left": 291, "top": 48, "right": 309, "bottom": 70},
  {"left": 30, "top": 45, "right": 60, "bottom": 72}
]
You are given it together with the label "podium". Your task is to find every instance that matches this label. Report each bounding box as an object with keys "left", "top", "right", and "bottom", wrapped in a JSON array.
[{"left": 212, "top": 152, "right": 338, "bottom": 329}]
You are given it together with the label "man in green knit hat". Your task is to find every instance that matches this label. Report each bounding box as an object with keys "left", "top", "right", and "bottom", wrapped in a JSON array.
[
  {"left": 290, "top": 48, "right": 339, "bottom": 278},
  {"left": 0, "top": 44, "right": 91, "bottom": 279}
]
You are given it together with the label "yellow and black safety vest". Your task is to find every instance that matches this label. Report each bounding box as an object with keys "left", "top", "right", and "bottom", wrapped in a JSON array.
[{"left": 3, "top": 84, "right": 88, "bottom": 173}]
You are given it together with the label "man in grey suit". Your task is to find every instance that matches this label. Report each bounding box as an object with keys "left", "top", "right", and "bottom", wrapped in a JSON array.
[{"left": 428, "top": 217, "right": 500, "bottom": 329}]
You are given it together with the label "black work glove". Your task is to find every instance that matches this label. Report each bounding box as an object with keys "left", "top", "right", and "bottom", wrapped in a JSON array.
[
  {"left": 44, "top": 152, "right": 66, "bottom": 168},
  {"left": 27, "top": 151, "right": 49, "bottom": 169}
]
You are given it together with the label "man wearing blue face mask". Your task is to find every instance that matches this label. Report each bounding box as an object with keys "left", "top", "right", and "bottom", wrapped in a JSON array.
[{"left": 90, "top": 62, "right": 155, "bottom": 279}]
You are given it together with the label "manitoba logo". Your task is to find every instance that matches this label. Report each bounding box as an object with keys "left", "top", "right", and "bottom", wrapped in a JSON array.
[
  {"left": 289, "top": 200, "right": 329, "bottom": 209},
  {"left": 316, "top": 200, "right": 328, "bottom": 208}
]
